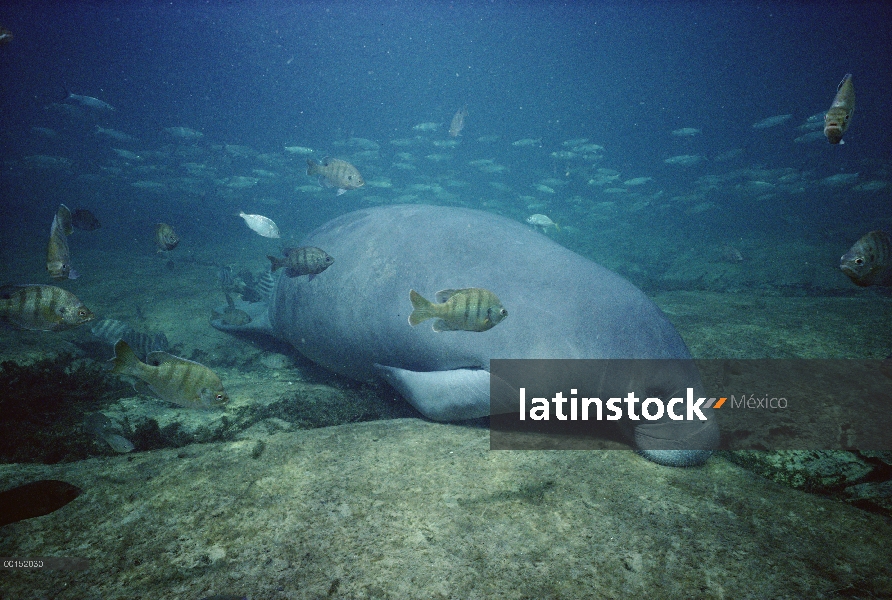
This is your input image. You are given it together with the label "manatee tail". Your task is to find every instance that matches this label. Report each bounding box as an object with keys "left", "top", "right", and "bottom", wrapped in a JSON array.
[{"left": 408, "top": 289, "right": 437, "bottom": 326}]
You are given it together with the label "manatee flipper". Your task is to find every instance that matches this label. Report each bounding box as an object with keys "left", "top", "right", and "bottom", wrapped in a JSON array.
[
  {"left": 374, "top": 365, "right": 492, "bottom": 421},
  {"left": 631, "top": 416, "right": 719, "bottom": 467},
  {"left": 209, "top": 299, "right": 272, "bottom": 333}
]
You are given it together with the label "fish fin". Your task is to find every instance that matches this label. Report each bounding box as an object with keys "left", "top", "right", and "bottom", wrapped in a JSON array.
[
  {"left": 307, "top": 273, "right": 316, "bottom": 281},
  {"left": 554, "top": 221, "right": 561, "bottom": 232},
  {"left": 408, "top": 289, "right": 435, "bottom": 326},
  {"left": 432, "top": 319, "right": 455, "bottom": 332},
  {"left": 109, "top": 339, "right": 142, "bottom": 375},
  {"left": 133, "top": 380, "right": 153, "bottom": 396},
  {"left": 56, "top": 204, "right": 73, "bottom": 235},
  {"left": 434, "top": 289, "right": 460, "bottom": 303},
  {"left": 838, "top": 73, "right": 852, "bottom": 91},
  {"left": 336, "top": 188, "right": 347, "bottom": 196},
  {"left": 373, "top": 364, "right": 491, "bottom": 420},
  {"left": 68, "top": 269, "right": 79, "bottom": 280},
  {"left": 0, "top": 284, "right": 24, "bottom": 299},
  {"left": 318, "top": 176, "right": 333, "bottom": 189}
]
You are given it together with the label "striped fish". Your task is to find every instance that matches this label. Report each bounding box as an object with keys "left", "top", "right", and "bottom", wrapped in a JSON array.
[
  {"left": 218, "top": 265, "right": 236, "bottom": 290},
  {"left": 840, "top": 230, "right": 892, "bottom": 286},
  {"left": 90, "top": 319, "right": 169, "bottom": 359},
  {"left": 0, "top": 284, "right": 94, "bottom": 331},
  {"left": 253, "top": 271, "right": 276, "bottom": 300},
  {"left": 267, "top": 246, "right": 334, "bottom": 279},
  {"left": 306, "top": 157, "right": 364, "bottom": 195},
  {"left": 408, "top": 288, "right": 508, "bottom": 332},
  {"left": 47, "top": 204, "right": 77, "bottom": 279},
  {"left": 90, "top": 318, "right": 129, "bottom": 342},
  {"left": 109, "top": 340, "right": 228, "bottom": 408}
]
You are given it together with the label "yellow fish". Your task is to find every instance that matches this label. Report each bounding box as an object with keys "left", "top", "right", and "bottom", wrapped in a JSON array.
[
  {"left": 306, "top": 158, "right": 364, "bottom": 195},
  {"left": 0, "top": 284, "right": 94, "bottom": 331},
  {"left": 109, "top": 340, "right": 229, "bottom": 408},
  {"left": 824, "top": 73, "right": 854, "bottom": 144},
  {"left": 408, "top": 288, "right": 507, "bottom": 332}
]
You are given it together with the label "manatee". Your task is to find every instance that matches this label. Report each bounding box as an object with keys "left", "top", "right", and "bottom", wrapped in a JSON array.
[{"left": 212, "top": 204, "right": 718, "bottom": 466}]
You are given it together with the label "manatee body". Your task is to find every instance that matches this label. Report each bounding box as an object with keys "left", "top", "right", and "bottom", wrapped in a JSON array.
[{"left": 213, "top": 204, "right": 718, "bottom": 465}]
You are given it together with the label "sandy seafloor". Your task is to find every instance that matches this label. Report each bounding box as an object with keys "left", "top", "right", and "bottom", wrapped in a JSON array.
[{"left": 0, "top": 209, "right": 891, "bottom": 599}]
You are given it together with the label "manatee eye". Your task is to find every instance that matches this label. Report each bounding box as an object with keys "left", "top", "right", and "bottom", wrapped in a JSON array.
[
  {"left": 78, "top": 310, "right": 88, "bottom": 318},
  {"left": 216, "top": 393, "right": 225, "bottom": 401},
  {"left": 855, "top": 258, "right": 864, "bottom": 265},
  {"left": 500, "top": 309, "right": 508, "bottom": 317}
]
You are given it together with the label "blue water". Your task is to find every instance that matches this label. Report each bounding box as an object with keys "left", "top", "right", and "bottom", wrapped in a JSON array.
[
  {"left": 1, "top": 0, "right": 890, "bottom": 279},
  {"left": 2, "top": 4, "right": 892, "bottom": 596}
]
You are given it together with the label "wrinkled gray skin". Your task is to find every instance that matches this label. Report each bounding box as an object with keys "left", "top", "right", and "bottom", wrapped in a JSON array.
[{"left": 213, "top": 204, "right": 718, "bottom": 466}]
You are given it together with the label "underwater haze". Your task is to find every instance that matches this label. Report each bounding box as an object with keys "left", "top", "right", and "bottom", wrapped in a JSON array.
[{"left": 1, "top": 1, "right": 892, "bottom": 598}]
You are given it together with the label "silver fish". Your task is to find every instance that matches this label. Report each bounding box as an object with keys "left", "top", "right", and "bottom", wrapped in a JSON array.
[
  {"left": 526, "top": 214, "right": 559, "bottom": 233},
  {"left": 65, "top": 92, "right": 115, "bottom": 111},
  {"left": 448, "top": 106, "right": 468, "bottom": 138},
  {"left": 238, "top": 211, "right": 280, "bottom": 238},
  {"left": 165, "top": 126, "right": 203, "bottom": 139}
]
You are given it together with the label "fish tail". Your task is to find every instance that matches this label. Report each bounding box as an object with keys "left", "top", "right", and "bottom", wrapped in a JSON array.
[
  {"left": 109, "top": 339, "right": 143, "bottom": 375},
  {"left": 306, "top": 159, "right": 319, "bottom": 176},
  {"left": 408, "top": 290, "right": 436, "bottom": 326},
  {"left": 267, "top": 255, "right": 284, "bottom": 272}
]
